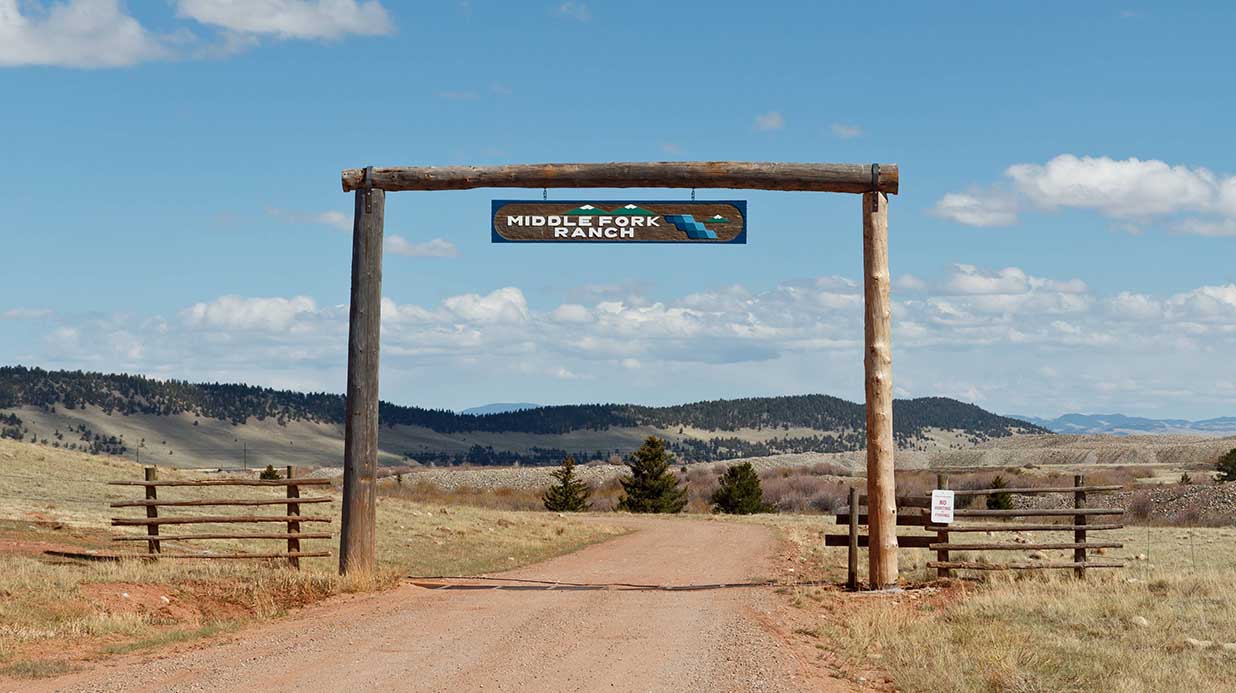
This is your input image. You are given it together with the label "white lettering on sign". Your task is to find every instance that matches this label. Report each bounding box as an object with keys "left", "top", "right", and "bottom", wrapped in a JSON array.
[
  {"left": 553, "top": 227, "right": 636, "bottom": 239},
  {"left": 930, "top": 489, "right": 955, "bottom": 524}
]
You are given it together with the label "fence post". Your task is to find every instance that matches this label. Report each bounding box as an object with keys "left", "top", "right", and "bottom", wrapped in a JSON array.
[
  {"left": 144, "top": 467, "right": 160, "bottom": 555},
  {"left": 936, "top": 473, "right": 951, "bottom": 579},
  {"left": 1074, "top": 474, "right": 1087, "bottom": 579},
  {"left": 847, "top": 486, "right": 859, "bottom": 591},
  {"left": 287, "top": 465, "right": 300, "bottom": 570}
]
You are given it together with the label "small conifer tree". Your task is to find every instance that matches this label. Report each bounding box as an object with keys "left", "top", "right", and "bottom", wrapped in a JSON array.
[
  {"left": 986, "top": 474, "right": 1013, "bottom": 510},
  {"left": 259, "top": 464, "right": 281, "bottom": 480},
  {"left": 1217, "top": 449, "right": 1236, "bottom": 482},
  {"left": 710, "top": 462, "right": 775, "bottom": 514},
  {"left": 542, "top": 456, "right": 592, "bottom": 511},
  {"left": 616, "top": 436, "right": 687, "bottom": 513}
]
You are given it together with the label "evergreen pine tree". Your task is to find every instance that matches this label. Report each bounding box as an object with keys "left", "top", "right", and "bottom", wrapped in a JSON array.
[
  {"left": 259, "top": 464, "right": 281, "bottom": 480},
  {"left": 1217, "top": 448, "right": 1236, "bottom": 482},
  {"left": 986, "top": 474, "right": 1014, "bottom": 510},
  {"left": 710, "top": 461, "right": 775, "bottom": 514},
  {"left": 616, "top": 436, "right": 687, "bottom": 513},
  {"left": 542, "top": 456, "right": 592, "bottom": 511}
]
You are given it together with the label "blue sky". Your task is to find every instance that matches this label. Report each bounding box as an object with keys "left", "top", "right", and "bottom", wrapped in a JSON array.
[{"left": 3, "top": 1, "right": 1235, "bottom": 418}]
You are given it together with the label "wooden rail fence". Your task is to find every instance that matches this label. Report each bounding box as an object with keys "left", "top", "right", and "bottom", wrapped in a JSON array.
[
  {"left": 110, "top": 466, "right": 332, "bottom": 568},
  {"left": 829, "top": 475, "right": 1125, "bottom": 589}
]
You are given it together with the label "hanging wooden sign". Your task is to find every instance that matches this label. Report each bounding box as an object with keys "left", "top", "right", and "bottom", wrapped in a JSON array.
[{"left": 491, "top": 200, "right": 746, "bottom": 243}]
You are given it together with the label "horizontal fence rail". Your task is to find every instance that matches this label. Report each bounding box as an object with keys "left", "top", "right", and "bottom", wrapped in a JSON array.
[
  {"left": 836, "top": 474, "right": 1125, "bottom": 587},
  {"left": 110, "top": 466, "right": 332, "bottom": 568}
]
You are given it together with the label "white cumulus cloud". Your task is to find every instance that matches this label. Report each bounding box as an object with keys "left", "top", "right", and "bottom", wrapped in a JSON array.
[
  {"left": 936, "top": 154, "right": 1236, "bottom": 232},
  {"left": 184, "top": 295, "right": 319, "bottom": 331},
  {"left": 0, "top": 0, "right": 168, "bottom": 68}
]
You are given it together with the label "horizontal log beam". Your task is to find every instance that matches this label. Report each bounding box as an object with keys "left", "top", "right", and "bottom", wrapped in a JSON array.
[
  {"left": 927, "top": 560, "right": 1126, "bottom": 571},
  {"left": 111, "top": 497, "right": 333, "bottom": 508},
  {"left": 112, "top": 515, "right": 331, "bottom": 526},
  {"left": 954, "top": 508, "right": 1122, "bottom": 517},
  {"left": 824, "top": 534, "right": 934, "bottom": 548},
  {"left": 340, "top": 162, "right": 899, "bottom": 194},
  {"left": 127, "top": 551, "right": 332, "bottom": 560},
  {"left": 928, "top": 542, "right": 1123, "bottom": 551},
  {"left": 109, "top": 478, "right": 331, "bottom": 487},
  {"left": 945, "top": 485, "right": 1123, "bottom": 497},
  {"left": 925, "top": 523, "right": 1124, "bottom": 532},
  {"left": 834, "top": 513, "right": 928, "bottom": 526},
  {"left": 857, "top": 496, "right": 932, "bottom": 509},
  {"left": 113, "top": 532, "right": 332, "bottom": 541}
]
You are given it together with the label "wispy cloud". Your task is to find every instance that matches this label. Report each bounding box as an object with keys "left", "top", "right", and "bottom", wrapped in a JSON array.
[
  {"left": 2, "top": 308, "right": 53, "bottom": 320},
  {"left": 175, "top": 0, "right": 393, "bottom": 40},
  {"left": 754, "top": 111, "right": 784, "bottom": 131},
  {"left": 267, "top": 208, "right": 352, "bottom": 231},
  {"left": 830, "top": 123, "right": 863, "bottom": 139},
  {"left": 557, "top": 1, "right": 591, "bottom": 22},
  {"left": 386, "top": 236, "right": 460, "bottom": 258},
  {"left": 931, "top": 191, "right": 1019, "bottom": 228}
]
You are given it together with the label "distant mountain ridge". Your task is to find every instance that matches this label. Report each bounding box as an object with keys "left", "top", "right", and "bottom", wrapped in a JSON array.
[
  {"left": 0, "top": 366, "right": 1047, "bottom": 465},
  {"left": 1008, "top": 412, "right": 1236, "bottom": 435},
  {"left": 460, "top": 403, "right": 540, "bottom": 416}
]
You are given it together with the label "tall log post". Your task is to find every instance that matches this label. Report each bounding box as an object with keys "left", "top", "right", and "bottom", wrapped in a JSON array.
[
  {"left": 862, "top": 191, "right": 898, "bottom": 589},
  {"left": 339, "top": 183, "right": 384, "bottom": 576}
]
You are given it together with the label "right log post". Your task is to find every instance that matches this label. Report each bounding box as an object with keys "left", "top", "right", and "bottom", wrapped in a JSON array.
[{"left": 863, "top": 191, "right": 898, "bottom": 589}]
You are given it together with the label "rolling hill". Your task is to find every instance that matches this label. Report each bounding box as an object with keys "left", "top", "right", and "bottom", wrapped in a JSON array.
[{"left": 0, "top": 366, "right": 1046, "bottom": 469}]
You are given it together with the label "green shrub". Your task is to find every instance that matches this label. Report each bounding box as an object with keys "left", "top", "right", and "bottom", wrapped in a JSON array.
[
  {"left": 710, "top": 462, "right": 775, "bottom": 514},
  {"left": 1217, "top": 449, "right": 1236, "bottom": 482},
  {"left": 259, "top": 464, "right": 281, "bottom": 480},
  {"left": 542, "top": 456, "right": 592, "bottom": 512},
  {"left": 616, "top": 436, "right": 687, "bottom": 513},
  {"left": 986, "top": 475, "right": 1013, "bottom": 510}
]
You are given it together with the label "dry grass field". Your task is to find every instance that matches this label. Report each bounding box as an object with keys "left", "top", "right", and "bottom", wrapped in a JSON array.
[
  {"left": 0, "top": 439, "right": 626, "bottom": 679},
  {"left": 747, "top": 513, "right": 1236, "bottom": 693}
]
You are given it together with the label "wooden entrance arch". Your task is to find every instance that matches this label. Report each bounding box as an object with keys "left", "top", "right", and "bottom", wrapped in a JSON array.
[{"left": 337, "top": 162, "right": 901, "bottom": 589}]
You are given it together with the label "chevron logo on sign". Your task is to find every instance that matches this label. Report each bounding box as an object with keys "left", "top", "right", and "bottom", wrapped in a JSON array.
[{"left": 662, "top": 215, "right": 719, "bottom": 240}]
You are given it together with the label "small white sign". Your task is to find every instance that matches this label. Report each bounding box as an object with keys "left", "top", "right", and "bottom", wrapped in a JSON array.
[{"left": 931, "top": 489, "right": 955, "bottom": 524}]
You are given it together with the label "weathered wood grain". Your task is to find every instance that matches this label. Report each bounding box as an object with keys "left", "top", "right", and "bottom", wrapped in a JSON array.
[
  {"left": 341, "top": 162, "right": 899, "bottom": 194},
  {"left": 340, "top": 184, "right": 384, "bottom": 576},
  {"left": 113, "top": 532, "right": 332, "bottom": 541},
  {"left": 112, "top": 515, "right": 331, "bottom": 526},
  {"left": 111, "top": 497, "right": 332, "bottom": 508},
  {"left": 863, "top": 191, "right": 897, "bottom": 589},
  {"left": 927, "top": 560, "right": 1126, "bottom": 570},
  {"left": 928, "top": 542, "right": 1122, "bottom": 551},
  {"left": 109, "top": 479, "right": 331, "bottom": 487}
]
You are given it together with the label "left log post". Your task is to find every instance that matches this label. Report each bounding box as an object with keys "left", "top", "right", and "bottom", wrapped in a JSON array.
[
  {"left": 339, "top": 174, "right": 384, "bottom": 576},
  {"left": 862, "top": 190, "right": 898, "bottom": 589}
]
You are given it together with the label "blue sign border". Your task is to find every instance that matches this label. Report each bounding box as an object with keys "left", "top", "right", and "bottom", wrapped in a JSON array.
[{"left": 491, "top": 200, "right": 747, "bottom": 244}]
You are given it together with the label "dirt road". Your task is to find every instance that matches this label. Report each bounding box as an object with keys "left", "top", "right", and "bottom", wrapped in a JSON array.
[{"left": 35, "top": 517, "right": 846, "bottom": 692}]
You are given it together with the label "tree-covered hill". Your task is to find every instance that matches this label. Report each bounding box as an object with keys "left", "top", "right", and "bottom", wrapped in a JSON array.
[{"left": 0, "top": 366, "right": 1047, "bottom": 446}]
